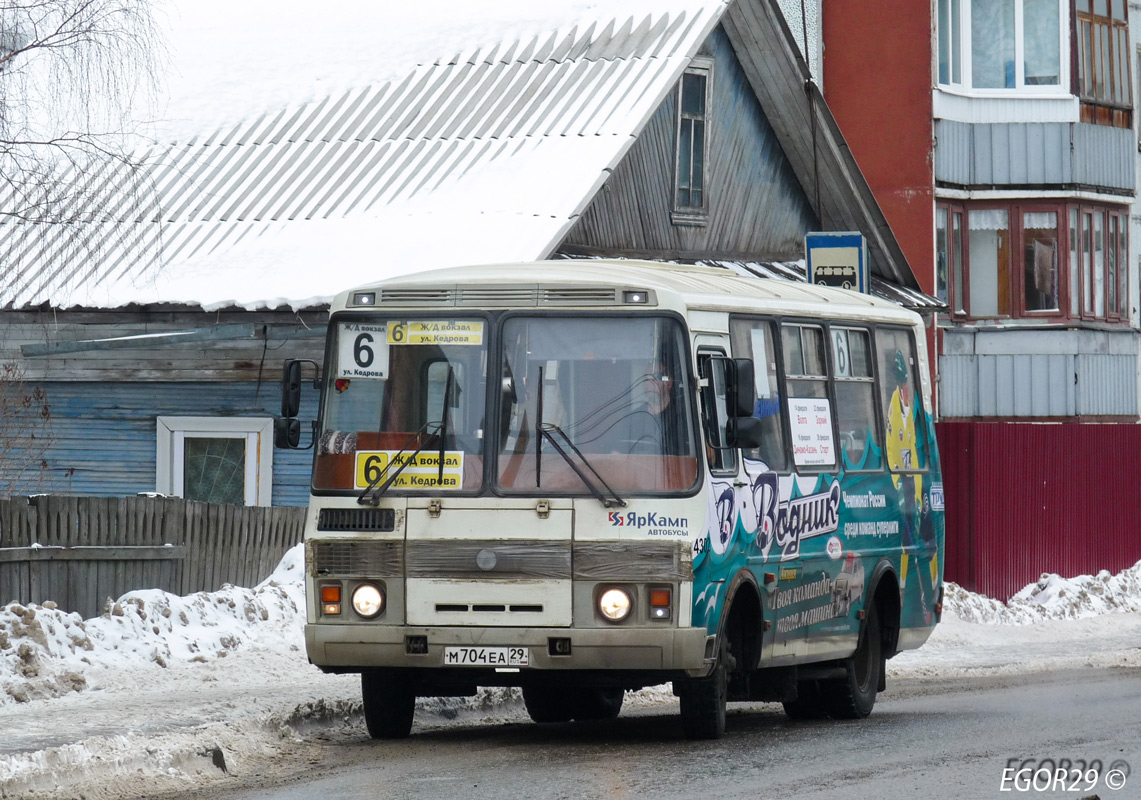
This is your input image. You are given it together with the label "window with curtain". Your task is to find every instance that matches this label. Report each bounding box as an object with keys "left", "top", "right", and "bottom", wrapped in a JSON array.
[
  {"left": 968, "top": 209, "right": 1011, "bottom": 317},
  {"left": 942, "top": 200, "right": 1128, "bottom": 323},
  {"left": 1023, "top": 211, "right": 1059, "bottom": 312}
]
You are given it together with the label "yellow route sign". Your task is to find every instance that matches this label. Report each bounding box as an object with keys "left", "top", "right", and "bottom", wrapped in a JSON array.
[
  {"left": 354, "top": 450, "right": 465, "bottom": 490},
  {"left": 387, "top": 321, "right": 484, "bottom": 346}
]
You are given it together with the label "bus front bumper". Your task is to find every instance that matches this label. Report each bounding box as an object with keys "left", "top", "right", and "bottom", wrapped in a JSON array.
[{"left": 306, "top": 623, "right": 709, "bottom": 673}]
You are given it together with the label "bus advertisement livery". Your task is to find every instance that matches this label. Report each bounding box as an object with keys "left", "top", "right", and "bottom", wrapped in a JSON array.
[{"left": 275, "top": 259, "right": 945, "bottom": 739}]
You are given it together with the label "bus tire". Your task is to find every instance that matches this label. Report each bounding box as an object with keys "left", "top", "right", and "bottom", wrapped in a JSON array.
[
  {"left": 522, "top": 686, "right": 574, "bottom": 723},
  {"left": 361, "top": 670, "right": 415, "bottom": 739},
  {"left": 572, "top": 687, "right": 624, "bottom": 721},
  {"left": 678, "top": 636, "right": 733, "bottom": 739},
  {"left": 821, "top": 602, "right": 883, "bottom": 719},
  {"left": 782, "top": 680, "right": 829, "bottom": 720}
]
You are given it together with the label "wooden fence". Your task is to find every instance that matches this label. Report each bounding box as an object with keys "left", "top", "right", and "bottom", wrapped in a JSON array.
[{"left": 0, "top": 495, "right": 305, "bottom": 618}]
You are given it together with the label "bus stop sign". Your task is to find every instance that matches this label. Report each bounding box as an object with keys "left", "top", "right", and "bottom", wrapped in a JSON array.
[{"left": 805, "top": 232, "right": 868, "bottom": 293}]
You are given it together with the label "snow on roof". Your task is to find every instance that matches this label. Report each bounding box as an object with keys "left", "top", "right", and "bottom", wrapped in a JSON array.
[{"left": 0, "top": 0, "right": 729, "bottom": 311}]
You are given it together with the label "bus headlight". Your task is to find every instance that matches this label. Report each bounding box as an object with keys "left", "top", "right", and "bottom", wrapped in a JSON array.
[
  {"left": 351, "top": 584, "right": 385, "bottom": 618},
  {"left": 598, "top": 588, "right": 632, "bottom": 622}
]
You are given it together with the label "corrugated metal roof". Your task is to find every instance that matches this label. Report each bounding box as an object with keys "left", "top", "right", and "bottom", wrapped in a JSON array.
[{"left": 0, "top": 2, "right": 726, "bottom": 310}]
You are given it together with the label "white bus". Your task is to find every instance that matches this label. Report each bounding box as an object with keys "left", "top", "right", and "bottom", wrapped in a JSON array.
[{"left": 276, "top": 259, "right": 945, "bottom": 739}]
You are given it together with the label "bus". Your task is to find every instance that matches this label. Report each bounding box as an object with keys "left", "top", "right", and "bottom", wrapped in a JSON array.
[{"left": 275, "top": 258, "right": 945, "bottom": 740}]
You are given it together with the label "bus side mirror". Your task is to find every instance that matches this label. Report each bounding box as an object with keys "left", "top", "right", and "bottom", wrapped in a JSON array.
[
  {"left": 274, "top": 417, "right": 301, "bottom": 449},
  {"left": 282, "top": 359, "right": 303, "bottom": 418},
  {"left": 277, "top": 359, "right": 319, "bottom": 450},
  {"left": 726, "top": 358, "right": 757, "bottom": 417},
  {"left": 726, "top": 416, "right": 764, "bottom": 449}
]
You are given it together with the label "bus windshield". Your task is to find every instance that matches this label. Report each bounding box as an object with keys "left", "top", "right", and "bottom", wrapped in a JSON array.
[
  {"left": 315, "top": 317, "right": 488, "bottom": 492},
  {"left": 496, "top": 315, "right": 699, "bottom": 494}
]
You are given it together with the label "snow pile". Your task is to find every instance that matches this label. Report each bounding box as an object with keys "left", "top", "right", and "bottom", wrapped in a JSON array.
[
  {"left": 943, "top": 560, "right": 1141, "bottom": 625},
  {"left": 1, "top": 545, "right": 306, "bottom": 705}
]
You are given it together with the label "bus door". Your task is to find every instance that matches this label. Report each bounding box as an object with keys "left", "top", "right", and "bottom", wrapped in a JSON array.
[{"left": 692, "top": 338, "right": 743, "bottom": 639}]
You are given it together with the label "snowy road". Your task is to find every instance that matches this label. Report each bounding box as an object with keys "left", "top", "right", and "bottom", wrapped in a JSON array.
[{"left": 184, "top": 667, "right": 1141, "bottom": 800}]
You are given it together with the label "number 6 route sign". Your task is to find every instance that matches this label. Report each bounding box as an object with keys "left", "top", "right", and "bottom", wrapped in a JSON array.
[{"left": 338, "top": 322, "right": 389, "bottom": 379}]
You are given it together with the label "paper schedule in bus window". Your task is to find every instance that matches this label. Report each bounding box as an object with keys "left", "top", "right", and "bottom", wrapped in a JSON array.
[{"left": 788, "top": 397, "right": 836, "bottom": 466}]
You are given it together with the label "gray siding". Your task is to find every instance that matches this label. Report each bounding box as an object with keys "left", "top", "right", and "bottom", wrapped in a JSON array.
[
  {"left": 562, "top": 25, "right": 816, "bottom": 259},
  {"left": 3, "top": 382, "right": 319, "bottom": 506},
  {"left": 0, "top": 311, "right": 327, "bottom": 382},
  {"left": 934, "top": 120, "right": 1135, "bottom": 192},
  {"left": 939, "top": 328, "right": 1139, "bottom": 418}
]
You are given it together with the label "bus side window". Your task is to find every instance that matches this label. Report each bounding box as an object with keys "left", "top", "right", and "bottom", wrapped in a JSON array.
[
  {"left": 782, "top": 323, "right": 836, "bottom": 470},
  {"left": 698, "top": 352, "right": 737, "bottom": 475},
  {"left": 831, "top": 327, "right": 883, "bottom": 471},
  {"left": 729, "top": 318, "right": 787, "bottom": 470},
  {"left": 876, "top": 328, "right": 927, "bottom": 473}
]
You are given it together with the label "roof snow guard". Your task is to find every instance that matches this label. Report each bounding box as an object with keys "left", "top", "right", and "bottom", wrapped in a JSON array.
[
  {"left": 556, "top": 254, "right": 945, "bottom": 312},
  {"left": 707, "top": 261, "right": 946, "bottom": 312}
]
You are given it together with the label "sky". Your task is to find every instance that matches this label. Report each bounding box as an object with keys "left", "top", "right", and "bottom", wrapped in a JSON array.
[{"left": 1, "top": 551, "right": 1139, "bottom": 800}]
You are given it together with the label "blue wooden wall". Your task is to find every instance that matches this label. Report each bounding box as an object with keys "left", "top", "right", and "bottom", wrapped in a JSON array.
[{"left": 11, "top": 382, "right": 320, "bottom": 506}]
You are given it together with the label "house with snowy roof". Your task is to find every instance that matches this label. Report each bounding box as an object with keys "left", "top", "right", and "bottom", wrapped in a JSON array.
[{"left": 0, "top": 0, "right": 933, "bottom": 505}]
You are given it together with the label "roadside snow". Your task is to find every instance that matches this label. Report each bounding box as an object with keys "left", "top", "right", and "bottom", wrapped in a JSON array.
[{"left": 2, "top": 551, "right": 1139, "bottom": 800}]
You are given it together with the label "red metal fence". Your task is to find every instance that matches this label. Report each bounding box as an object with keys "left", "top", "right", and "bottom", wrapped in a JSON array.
[{"left": 937, "top": 421, "right": 1141, "bottom": 601}]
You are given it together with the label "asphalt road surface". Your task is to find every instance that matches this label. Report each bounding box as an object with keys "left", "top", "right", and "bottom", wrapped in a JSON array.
[{"left": 177, "top": 667, "right": 1140, "bottom": 800}]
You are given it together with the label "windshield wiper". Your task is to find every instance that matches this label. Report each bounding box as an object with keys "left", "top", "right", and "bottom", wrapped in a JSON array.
[
  {"left": 357, "top": 420, "right": 438, "bottom": 506},
  {"left": 437, "top": 366, "right": 454, "bottom": 485},
  {"left": 536, "top": 421, "right": 626, "bottom": 509},
  {"left": 533, "top": 364, "right": 623, "bottom": 508}
]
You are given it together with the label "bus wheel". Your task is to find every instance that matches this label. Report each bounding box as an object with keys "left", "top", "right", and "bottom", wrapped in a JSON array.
[
  {"left": 782, "top": 680, "right": 829, "bottom": 720},
  {"left": 572, "top": 687, "right": 624, "bottom": 721},
  {"left": 678, "top": 635, "right": 734, "bottom": 739},
  {"left": 361, "top": 670, "right": 415, "bottom": 739},
  {"left": 522, "top": 686, "right": 574, "bottom": 723},
  {"left": 822, "top": 602, "right": 883, "bottom": 719}
]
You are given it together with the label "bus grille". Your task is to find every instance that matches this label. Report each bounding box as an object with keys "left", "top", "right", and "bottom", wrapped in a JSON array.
[
  {"left": 374, "top": 285, "right": 628, "bottom": 307},
  {"left": 310, "top": 540, "right": 403, "bottom": 576},
  {"left": 317, "top": 508, "right": 395, "bottom": 532},
  {"left": 406, "top": 540, "right": 571, "bottom": 579}
]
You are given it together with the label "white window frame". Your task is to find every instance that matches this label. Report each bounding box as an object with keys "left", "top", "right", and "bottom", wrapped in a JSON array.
[
  {"left": 156, "top": 416, "right": 273, "bottom": 506},
  {"left": 937, "top": 0, "right": 1070, "bottom": 97}
]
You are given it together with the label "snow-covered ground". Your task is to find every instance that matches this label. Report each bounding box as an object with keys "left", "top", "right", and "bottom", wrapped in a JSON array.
[{"left": 2, "top": 549, "right": 1139, "bottom": 800}]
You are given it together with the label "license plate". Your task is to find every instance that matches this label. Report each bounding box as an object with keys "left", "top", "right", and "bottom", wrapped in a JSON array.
[{"left": 443, "top": 646, "right": 529, "bottom": 667}]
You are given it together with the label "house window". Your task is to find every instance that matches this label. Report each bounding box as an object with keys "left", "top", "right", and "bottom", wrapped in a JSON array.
[
  {"left": 943, "top": 200, "right": 1128, "bottom": 322},
  {"left": 1023, "top": 211, "right": 1059, "bottom": 312},
  {"left": 938, "top": 0, "right": 1065, "bottom": 90},
  {"left": 672, "top": 59, "right": 711, "bottom": 225},
  {"left": 967, "top": 209, "right": 1011, "bottom": 316},
  {"left": 937, "top": 0, "right": 963, "bottom": 85},
  {"left": 1075, "top": 0, "right": 1131, "bottom": 107},
  {"left": 156, "top": 417, "right": 273, "bottom": 506}
]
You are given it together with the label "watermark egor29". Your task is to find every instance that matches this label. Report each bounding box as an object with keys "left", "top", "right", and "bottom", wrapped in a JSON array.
[{"left": 1000, "top": 758, "right": 1130, "bottom": 792}]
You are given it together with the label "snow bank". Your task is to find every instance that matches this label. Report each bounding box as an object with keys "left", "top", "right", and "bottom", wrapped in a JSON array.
[
  {"left": 943, "top": 560, "right": 1141, "bottom": 625},
  {"left": 0, "top": 544, "right": 305, "bottom": 706},
  {"left": 5, "top": 551, "right": 1141, "bottom": 707}
]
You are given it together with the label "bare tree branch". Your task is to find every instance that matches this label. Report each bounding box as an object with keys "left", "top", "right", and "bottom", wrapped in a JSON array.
[{"left": 1, "top": 0, "right": 166, "bottom": 303}]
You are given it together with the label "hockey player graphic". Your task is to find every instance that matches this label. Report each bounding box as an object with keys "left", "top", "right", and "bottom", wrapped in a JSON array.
[{"left": 884, "top": 349, "right": 936, "bottom": 623}]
